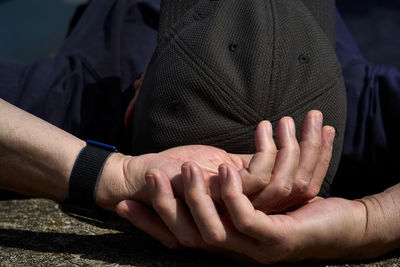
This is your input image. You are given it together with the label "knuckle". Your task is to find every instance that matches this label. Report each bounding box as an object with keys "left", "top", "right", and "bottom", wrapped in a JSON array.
[
  {"left": 288, "top": 145, "right": 301, "bottom": 158},
  {"left": 254, "top": 174, "right": 271, "bottom": 187},
  {"left": 153, "top": 201, "right": 174, "bottom": 216},
  {"left": 266, "top": 147, "right": 278, "bottom": 157},
  {"left": 305, "top": 141, "right": 322, "bottom": 152},
  {"left": 235, "top": 216, "right": 255, "bottom": 233},
  {"left": 293, "top": 178, "right": 310, "bottom": 194},
  {"left": 320, "top": 156, "right": 331, "bottom": 169},
  {"left": 221, "top": 189, "right": 237, "bottom": 202},
  {"left": 275, "top": 184, "right": 292, "bottom": 198},
  {"left": 179, "top": 237, "right": 200, "bottom": 248},
  {"left": 203, "top": 230, "right": 225, "bottom": 245},
  {"left": 304, "top": 184, "right": 320, "bottom": 199},
  {"left": 185, "top": 191, "right": 202, "bottom": 207},
  {"left": 263, "top": 174, "right": 272, "bottom": 185}
]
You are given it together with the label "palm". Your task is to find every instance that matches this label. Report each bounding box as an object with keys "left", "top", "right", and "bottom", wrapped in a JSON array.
[
  {"left": 258, "top": 197, "right": 364, "bottom": 261},
  {"left": 217, "top": 197, "right": 365, "bottom": 263}
]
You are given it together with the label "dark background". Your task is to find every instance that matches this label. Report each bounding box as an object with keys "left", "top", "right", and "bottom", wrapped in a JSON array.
[
  {"left": 0, "top": 0, "right": 399, "bottom": 69},
  {"left": 0, "top": 0, "right": 398, "bottom": 69},
  {"left": 0, "top": 0, "right": 85, "bottom": 63},
  {"left": 337, "top": 0, "right": 400, "bottom": 69}
]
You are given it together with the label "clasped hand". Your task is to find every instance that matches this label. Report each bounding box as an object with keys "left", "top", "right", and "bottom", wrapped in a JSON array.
[{"left": 109, "top": 111, "right": 352, "bottom": 263}]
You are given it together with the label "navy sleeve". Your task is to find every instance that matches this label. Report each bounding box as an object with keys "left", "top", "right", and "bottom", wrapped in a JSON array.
[
  {"left": 0, "top": 56, "right": 95, "bottom": 137},
  {"left": 332, "top": 10, "right": 400, "bottom": 198},
  {"left": 0, "top": 0, "right": 159, "bottom": 148}
]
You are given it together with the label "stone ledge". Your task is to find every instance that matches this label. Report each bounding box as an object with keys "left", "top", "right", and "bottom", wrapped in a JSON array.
[{"left": 0, "top": 199, "right": 399, "bottom": 267}]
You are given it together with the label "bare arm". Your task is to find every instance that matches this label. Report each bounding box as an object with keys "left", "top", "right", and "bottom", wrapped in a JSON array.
[
  {"left": 0, "top": 98, "right": 266, "bottom": 213},
  {"left": 0, "top": 98, "right": 85, "bottom": 201},
  {"left": 355, "top": 183, "right": 400, "bottom": 259}
]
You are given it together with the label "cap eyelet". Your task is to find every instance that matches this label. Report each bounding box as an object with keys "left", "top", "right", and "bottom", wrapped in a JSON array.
[
  {"left": 229, "top": 44, "right": 238, "bottom": 52},
  {"left": 170, "top": 100, "right": 183, "bottom": 112},
  {"left": 298, "top": 54, "right": 310, "bottom": 64}
]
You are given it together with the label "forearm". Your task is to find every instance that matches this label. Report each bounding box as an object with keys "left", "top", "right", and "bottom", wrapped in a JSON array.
[
  {"left": 314, "top": 184, "right": 400, "bottom": 261},
  {"left": 0, "top": 98, "right": 85, "bottom": 202},
  {"left": 355, "top": 183, "right": 400, "bottom": 258}
]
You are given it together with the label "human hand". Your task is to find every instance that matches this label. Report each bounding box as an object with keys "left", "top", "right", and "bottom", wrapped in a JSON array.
[
  {"left": 99, "top": 109, "right": 335, "bottom": 213},
  {"left": 202, "top": 110, "right": 335, "bottom": 213},
  {"left": 124, "top": 70, "right": 334, "bottom": 212},
  {"left": 94, "top": 143, "right": 249, "bottom": 212},
  {"left": 117, "top": 162, "right": 368, "bottom": 263},
  {"left": 98, "top": 110, "right": 334, "bottom": 214},
  {"left": 247, "top": 110, "right": 336, "bottom": 213}
]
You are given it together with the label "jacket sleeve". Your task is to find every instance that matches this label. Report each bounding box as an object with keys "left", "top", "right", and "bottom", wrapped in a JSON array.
[
  {"left": 0, "top": 56, "right": 94, "bottom": 137},
  {"left": 0, "top": 0, "right": 159, "bottom": 143},
  {"left": 332, "top": 10, "right": 400, "bottom": 198}
]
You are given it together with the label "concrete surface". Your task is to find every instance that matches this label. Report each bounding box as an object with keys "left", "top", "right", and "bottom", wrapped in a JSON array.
[{"left": 0, "top": 199, "right": 399, "bottom": 267}]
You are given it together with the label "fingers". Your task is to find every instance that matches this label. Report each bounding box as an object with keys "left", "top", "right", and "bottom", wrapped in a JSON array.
[
  {"left": 115, "top": 200, "right": 179, "bottom": 249},
  {"left": 290, "top": 110, "right": 323, "bottom": 197},
  {"left": 146, "top": 169, "right": 205, "bottom": 248},
  {"left": 239, "top": 121, "right": 277, "bottom": 195},
  {"left": 250, "top": 111, "right": 335, "bottom": 213},
  {"left": 182, "top": 162, "right": 228, "bottom": 245},
  {"left": 182, "top": 162, "right": 259, "bottom": 254},
  {"left": 274, "top": 115, "right": 335, "bottom": 211},
  {"left": 220, "top": 165, "right": 272, "bottom": 239},
  {"left": 219, "top": 164, "right": 293, "bottom": 264},
  {"left": 307, "top": 126, "right": 335, "bottom": 196},
  {"left": 251, "top": 117, "right": 300, "bottom": 210}
]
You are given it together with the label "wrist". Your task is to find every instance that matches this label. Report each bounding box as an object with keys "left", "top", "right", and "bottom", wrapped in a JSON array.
[
  {"left": 95, "top": 153, "right": 135, "bottom": 212},
  {"left": 329, "top": 199, "right": 369, "bottom": 260},
  {"left": 354, "top": 186, "right": 400, "bottom": 258},
  {"left": 300, "top": 198, "right": 368, "bottom": 261}
]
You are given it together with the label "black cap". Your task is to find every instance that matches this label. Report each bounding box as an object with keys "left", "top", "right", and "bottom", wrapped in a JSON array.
[{"left": 131, "top": 0, "right": 347, "bottom": 195}]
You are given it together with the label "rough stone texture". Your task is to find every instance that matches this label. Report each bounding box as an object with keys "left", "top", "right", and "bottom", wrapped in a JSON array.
[{"left": 0, "top": 199, "right": 399, "bottom": 266}]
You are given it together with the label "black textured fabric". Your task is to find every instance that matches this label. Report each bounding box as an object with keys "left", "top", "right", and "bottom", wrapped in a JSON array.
[
  {"left": 132, "top": 0, "right": 347, "bottom": 195},
  {"left": 65, "top": 145, "right": 112, "bottom": 209}
]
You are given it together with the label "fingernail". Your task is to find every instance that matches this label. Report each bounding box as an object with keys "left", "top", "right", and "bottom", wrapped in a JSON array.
[
  {"left": 182, "top": 165, "right": 192, "bottom": 185},
  {"left": 265, "top": 121, "right": 273, "bottom": 137},
  {"left": 220, "top": 165, "right": 228, "bottom": 183},
  {"left": 326, "top": 128, "right": 335, "bottom": 146},
  {"left": 313, "top": 112, "right": 323, "bottom": 130},
  {"left": 146, "top": 174, "right": 156, "bottom": 189},
  {"left": 288, "top": 118, "right": 296, "bottom": 136}
]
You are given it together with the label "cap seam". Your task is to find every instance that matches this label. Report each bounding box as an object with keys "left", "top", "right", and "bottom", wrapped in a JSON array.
[
  {"left": 168, "top": 28, "right": 264, "bottom": 125},
  {"left": 264, "top": 0, "right": 278, "bottom": 119},
  {"left": 171, "top": 29, "right": 262, "bottom": 123},
  {"left": 200, "top": 125, "right": 257, "bottom": 149},
  {"left": 270, "top": 72, "right": 342, "bottom": 123},
  {"left": 171, "top": 41, "right": 257, "bottom": 125},
  {"left": 266, "top": 0, "right": 341, "bottom": 121}
]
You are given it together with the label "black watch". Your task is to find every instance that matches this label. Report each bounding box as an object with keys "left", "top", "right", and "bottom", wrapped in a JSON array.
[{"left": 62, "top": 140, "right": 117, "bottom": 220}]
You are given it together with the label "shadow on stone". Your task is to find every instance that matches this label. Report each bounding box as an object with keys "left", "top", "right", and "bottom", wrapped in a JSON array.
[{"left": 0, "top": 227, "right": 241, "bottom": 267}]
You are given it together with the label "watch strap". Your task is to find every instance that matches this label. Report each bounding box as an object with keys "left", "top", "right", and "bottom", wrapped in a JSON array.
[{"left": 62, "top": 140, "right": 116, "bottom": 220}]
